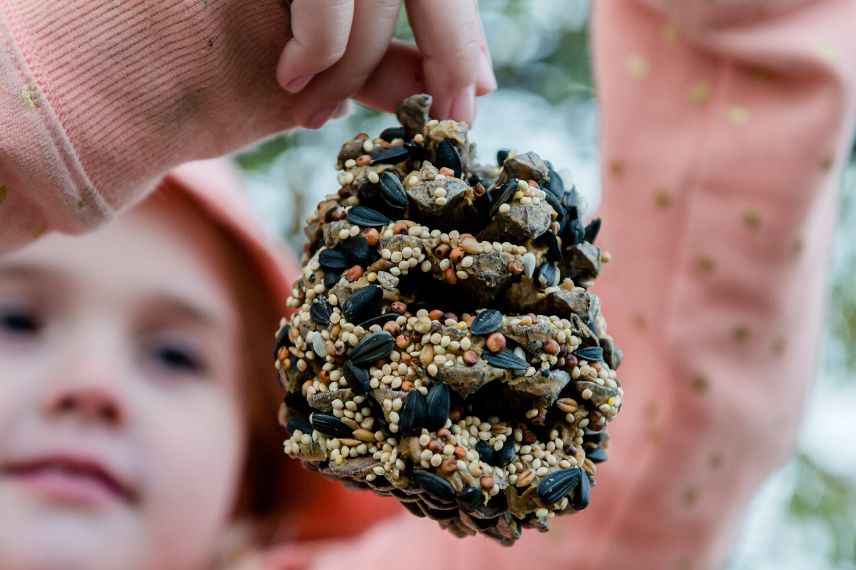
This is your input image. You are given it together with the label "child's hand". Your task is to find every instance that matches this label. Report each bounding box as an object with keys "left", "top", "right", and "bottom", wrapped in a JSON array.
[{"left": 276, "top": 0, "right": 496, "bottom": 128}]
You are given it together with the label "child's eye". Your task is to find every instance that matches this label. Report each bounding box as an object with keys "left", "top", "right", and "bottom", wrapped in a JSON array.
[
  {"left": 0, "top": 307, "right": 42, "bottom": 337},
  {"left": 149, "top": 343, "right": 207, "bottom": 377}
]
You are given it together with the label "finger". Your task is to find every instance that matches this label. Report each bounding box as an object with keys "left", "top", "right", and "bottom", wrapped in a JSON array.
[
  {"left": 470, "top": 0, "right": 497, "bottom": 95},
  {"left": 276, "top": 0, "right": 355, "bottom": 93},
  {"left": 406, "top": 0, "right": 490, "bottom": 122},
  {"left": 292, "top": 0, "right": 403, "bottom": 128},
  {"left": 353, "top": 41, "right": 427, "bottom": 113}
]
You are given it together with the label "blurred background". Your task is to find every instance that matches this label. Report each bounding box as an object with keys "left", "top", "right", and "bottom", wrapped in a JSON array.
[{"left": 235, "top": 1, "right": 856, "bottom": 567}]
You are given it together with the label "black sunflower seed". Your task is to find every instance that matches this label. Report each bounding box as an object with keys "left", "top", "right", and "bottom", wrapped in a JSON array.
[
  {"left": 476, "top": 441, "right": 495, "bottom": 464},
  {"left": 483, "top": 350, "right": 529, "bottom": 372},
  {"left": 586, "top": 447, "right": 608, "bottom": 464},
  {"left": 343, "top": 285, "right": 383, "bottom": 324},
  {"left": 285, "top": 415, "right": 313, "bottom": 437},
  {"left": 347, "top": 206, "right": 393, "bottom": 228},
  {"left": 411, "top": 470, "right": 456, "bottom": 503},
  {"left": 571, "top": 471, "right": 591, "bottom": 510},
  {"left": 404, "top": 140, "right": 427, "bottom": 162},
  {"left": 401, "top": 500, "right": 426, "bottom": 518},
  {"left": 562, "top": 185, "right": 581, "bottom": 211},
  {"left": 309, "top": 412, "right": 353, "bottom": 439},
  {"left": 544, "top": 190, "right": 566, "bottom": 221},
  {"left": 535, "top": 262, "right": 560, "bottom": 289},
  {"left": 378, "top": 171, "right": 408, "bottom": 209},
  {"left": 459, "top": 486, "right": 483, "bottom": 512},
  {"left": 488, "top": 178, "right": 519, "bottom": 218},
  {"left": 470, "top": 309, "right": 503, "bottom": 335},
  {"left": 583, "top": 218, "right": 601, "bottom": 244},
  {"left": 496, "top": 149, "right": 510, "bottom": 166},
  {"left": 424, "top": 382, "right": 450, "bottom": 431},
  {"left": 318, "top": 248, "right": 349, "bottom": 270},
  {"left": 379, "top": 126, "right": 407, "bottom": 142},
  {"left": 400, "top": 389, "right": 427, "bottom": 435},
  {"left": 310, "top": 296, "right": 333, "bottom": 325},
  {"left": 371, "top": 145, "right": 410, "bottom": 165},
  {"left": 273, "top": 324, "right": 290, "bottom": 361},
  {"left": 323, "top": 270, "right": 342, "bottom": 289},
  {"left": 536, "top": 467, "right": 581, "bottom": 505},
  {"left": 575, "top": 346, "right": 604, "bottom": 362},
  {"left": 544, "top": 231, "right": 563, "bottom": 262},
  {"left": 339, "top": 236, "right": 372, "bottom": 265},
  {"left": 348, "top": 331, "right": 395, "bottom": 366},
  {"left": 358, "top": 312, "right": 400, "bottom": 329},
  {"left": 436, "top": 140, "right": 463, "bottom": 178},
  {"left": 343, "top": 361, "right": 371, "bottom": 395},
  {"left": 494, "top": 439, "right": 516, "bottom": 467},
  {"left": 560, "top": 217, "right": 585, "bottom": 248},
  {"left": 546, "top": 166, "right": 565, "bottom": 198}
]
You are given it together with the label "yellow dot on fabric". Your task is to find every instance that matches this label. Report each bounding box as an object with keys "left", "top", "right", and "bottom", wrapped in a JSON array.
[
  {"left": 662, "top": 22, "right": 679, "bottom": 44},
  {"left": 681, "top": 487, "right": 699, "bottom": 506},
  {"left": 654, "top": 189, "right": 672, "bottom": 209},
  {"left": 771, "top": 337, "right": 787, "bottom": 356},
  {"left": 626, "top": 55, "right": 650, "bottom": 78},
  {"left": 709, "top": 452, "right": 723, "bottom": 471},
  {"left": 726, "top": 105, "right": 751, "bottom": 125},
  {"left": 689, "top": 82, "right": 711, "bottom": 105},
  {"left": 76, "top": 187, "right": 95, "bottom": 209},
  {"left": 17, "top": 84, "right": 41, "bottom": 109},
  {"left": 608, "top": 159, "right": 625, "bottom": 177},
  {"left": 0, "top": 185, "right": 6, "bottom": 206},
  {"left": 820, "top": 155, "right": 835, "bottom": 172},
  {"left": 631, "top": 312, "right": 648, "bottom": 330},
  {"left": 742, "top": 210, "right": 761, "bottom": 231},
  {"left": 732, "top": 325, "right": 750, "bottom": 343},
  {"left": 696, "top": 256, "right": 716, "bottom": 274},
  {"left": 691, "top": 374, "right": 709, "bottom": 394},
  {"left": 33, "top": 223, "right": 47, "bottom": 239}
]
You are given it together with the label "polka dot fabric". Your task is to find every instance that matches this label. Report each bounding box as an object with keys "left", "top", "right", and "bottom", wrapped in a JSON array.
[{"left": 261, "top": 1, "right": 856, "bottom": 568}]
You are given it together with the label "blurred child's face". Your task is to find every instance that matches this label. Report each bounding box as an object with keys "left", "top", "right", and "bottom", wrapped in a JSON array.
[{"left": 0, "top": 199, "right": 248, "bottom": 569}]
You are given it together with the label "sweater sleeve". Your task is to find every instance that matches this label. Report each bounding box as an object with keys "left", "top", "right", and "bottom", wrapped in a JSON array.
[{"left": 0, "top": 0, "right": 295, "bottom": 254}]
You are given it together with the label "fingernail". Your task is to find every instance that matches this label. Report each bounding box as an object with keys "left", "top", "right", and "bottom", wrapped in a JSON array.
[
  {"left": 305, "top": 104, "right": 338, "bottom": 129},
  {"left": 285, "top": 74, "right": 313, "bottom": 93},
  {"left": 478, "top": 56, "right": 498, "bottom": 92},
  {"left": 449, "top": 84, "right": 476, "bottom": 124}
]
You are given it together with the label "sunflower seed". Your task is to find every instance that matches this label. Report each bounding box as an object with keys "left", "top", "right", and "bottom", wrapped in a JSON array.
[
  {"left": 401, "top": 500, "right": 426, "bottom": 518},
  {"left": 435, "top": 140, "right": 463, "bottom": 178},
  {"left": 571, "top": 471, "right": 591, "bottom": 510},
  {"left": 400, "top": 389, "right": 427, "bottom": 435},
  {"left": 562, "top": 186, "right": 581, "bottom": 211},
  {"left": 371, "top": 145, "right": 411, "bottom": 165},
  {"left": 348, "top": 331, "right": 395, "bottom": 366},
  {"left": 522, "top": 252, "right": 536, "bottom": 279},
  {"left": 535, "top": 262, "right": 560, "bottom": 289},
  {"left": 536, "top": 467, "right": 581, "bottom": 505},
  {"left": 339, "top": 236, "right": 372, "bottom": 265},
  {"left": 544, "top": 232, "right": 563, "bottom": 262},
  {"left": 496, "top": 149, "right": 510, "bottom": 166},
  {"left": 483, "top": 350, "right": 529, "bottom": 372},
  {"left": 310, "top": 297, "right": 333, "bottom": 325},
  {"left": 586, "top": 447, "right": 608, "bottom": 464},
  {"left": 476, "top": 441, "right": 495, "bottom": 464},
  {"left": 323, "top": 271, "right": 342, "bottom": 289},
  {"left": 425, "top": 382, "right": 450, "bottom": 431},
  {"left": 347, "top": 206, "right": 392, "bottom": 228},
  {"left": 309, "top": 412, "right": 353, "bottom": 439},
  {"left": 494, "top": 439, "right": 516, "bottom": 467},
  {"left": 378, "top": 171, "right": 408, "bottom": 209},
  {"left": 546, "top": 165, "right": 565, "bottom": 198},
  {"left": 487, "top": 178, "right": 519, "bottom": 219},
  {"left": 309, "top": 331, "right": 327, "bottom": 358},
  {"left": 379, "top": 126, "right": 407, "bottom": 142},
  {"left": 583, "top": 218, "right": 601, "bottom": 244},
  {"left": 470, "top": 309, "right": 503, "bottom": 335},
  {"left": 459, "top": 486, "right": 483, "bottom": 511},
  {"left": 411, "top": 470, "right": 456, "bottom": 503},
  {"left": 544, "top": 190, "right": 566, "bottom": 221},
  {"left": 343, "top": 285, "right": 383, "bottom": 324},
  {"left": 273, "top": 325, "right": 290, "bottom": 360},
  {"left": 575, "top": 346, "right": 604, "bottom": 362},
  {"left": 286, "top": 414, "right": 313, "bottom": 436},
  {"left": 319, "top": 248, "right": 349, "bottom": 270},
  {"left": 343, "top": 361, "right": 371, "bottom": 395},
  {"left": 358, "top": 312, "right": 400, "bottom": 329}
]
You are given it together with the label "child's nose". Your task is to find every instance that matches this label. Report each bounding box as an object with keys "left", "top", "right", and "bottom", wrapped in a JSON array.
[{"left": 46, "top": 385, "right": 124, "bottom": 427}]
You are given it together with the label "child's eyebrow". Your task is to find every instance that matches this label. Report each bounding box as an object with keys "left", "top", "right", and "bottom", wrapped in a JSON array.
[
  {"left": 0, "top": 263, "right": 66, "bottom": 284},
  {"left": 140, "top": 295, "right": 230, "bottom": 331}
]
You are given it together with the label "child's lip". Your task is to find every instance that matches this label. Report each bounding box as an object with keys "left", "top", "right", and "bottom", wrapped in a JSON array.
[{"left": 1, "top": 453, "right": 137, "bottom": 507}]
